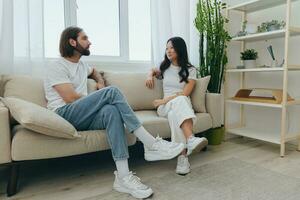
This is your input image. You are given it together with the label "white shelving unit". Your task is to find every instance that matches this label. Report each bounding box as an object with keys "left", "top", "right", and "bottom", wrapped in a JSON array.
[{"left": 225, "top": 0, "right": 300, "bottom": 157}]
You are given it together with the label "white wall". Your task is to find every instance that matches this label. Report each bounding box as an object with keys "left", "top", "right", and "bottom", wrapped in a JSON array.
[{"left": 224, "top": 0, "right": 300, "bottom": 139}]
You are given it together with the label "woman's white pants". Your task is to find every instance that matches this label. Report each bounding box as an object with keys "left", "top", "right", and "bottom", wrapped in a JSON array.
[{"left": 157, "top": 96, "right": 196, "bottom": 144}]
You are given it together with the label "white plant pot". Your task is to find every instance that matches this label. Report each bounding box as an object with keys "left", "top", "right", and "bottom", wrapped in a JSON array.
[{"left": 243, "top": 60, "right": 256, "bottom": 68}]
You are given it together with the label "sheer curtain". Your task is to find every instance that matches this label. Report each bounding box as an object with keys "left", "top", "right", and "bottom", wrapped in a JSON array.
[
  {"left": 0, "top": 0, "right": 46, "bottom": 76},
  {"left": 150, "top": 0, "right": 199, "bottom": 68}
]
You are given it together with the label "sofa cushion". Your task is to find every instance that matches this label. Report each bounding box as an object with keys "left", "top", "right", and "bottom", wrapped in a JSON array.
[
  {"left": 0, "top": 101, "right": 11, "bottom": 164},
  {"left": 10, "top": 110, "right": 212, "bottom": 161},
  {"left": 135, "top": 111, "right": 171, "bottom": 138},
  {"left": 193, "top": 112, "right": 213, "bottom": 133},
  {"left": 11, "top": 125, "right": 136, "bottom": 161},
  {"left": 1, "top": 97, "right": 80, "bottom": 139},
  {"left": 3, "top": 75, "right": 47, "bottom": 107},
  {"left": 104, "top": 72, "right": 163, "bottom": 111},
  {"left": 191, "top": 76, "right": 211, "bottom": 113}
]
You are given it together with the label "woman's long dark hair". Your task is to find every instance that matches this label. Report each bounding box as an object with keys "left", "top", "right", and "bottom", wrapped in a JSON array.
[{"left": 159, "top": 37, "right": 194, "bottom": 83}]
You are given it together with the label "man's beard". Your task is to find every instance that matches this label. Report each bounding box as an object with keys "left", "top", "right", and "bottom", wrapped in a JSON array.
[{"left": 74, "top": 43, "right": 90, "bottom": 56}]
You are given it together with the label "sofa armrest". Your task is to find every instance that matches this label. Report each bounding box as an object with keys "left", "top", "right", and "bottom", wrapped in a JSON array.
[
  {"left": 205, "top": 93, "right": 222, "bottom": 128},
  {"left": 0, "top": 101, "right": 12, "bottom": 164}
]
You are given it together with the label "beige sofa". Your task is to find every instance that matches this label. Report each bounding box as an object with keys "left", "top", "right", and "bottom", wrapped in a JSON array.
[{"left": 0, "top": 72, "right": 222, "bottom": 196}]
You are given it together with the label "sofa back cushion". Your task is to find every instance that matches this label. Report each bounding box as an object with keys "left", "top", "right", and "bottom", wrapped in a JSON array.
[
  {"left": 3, "top": 75, "right": 47, "bottom": 107},
  {"left": 191, "top": 76, "right": 211, "bottom": 113},
  {"left": 104, "top": 72, "right": 163, "bottom": 110},
  {"left": 1, "top": 72, "right": 210, "bottom": 113}
]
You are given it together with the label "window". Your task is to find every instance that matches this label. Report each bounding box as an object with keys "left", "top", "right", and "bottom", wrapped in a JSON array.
[
  {"left": 44, "top": 0, "right": 65, "bottom": 58},
  {"left": 128, "top": 0, "right": 151, "bottom": 61},
  {"left": 76, "top": 0, "right": 120, "bottom": 56},
  {"left": 42, "top": 0, "right": 151, "bottom": 62}
]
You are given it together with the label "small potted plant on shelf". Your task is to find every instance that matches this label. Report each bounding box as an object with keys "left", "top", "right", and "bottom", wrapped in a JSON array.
[
  {"left": 240, "top": 49, "right": 258, "bottom": 68},
  {"left": 257, "top": 20, "right": 286, "bottom": 33}
]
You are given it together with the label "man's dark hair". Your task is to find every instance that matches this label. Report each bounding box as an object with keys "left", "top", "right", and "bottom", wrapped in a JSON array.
[{"left": 59, "top": 26, "right": 83, "bottom": 57}]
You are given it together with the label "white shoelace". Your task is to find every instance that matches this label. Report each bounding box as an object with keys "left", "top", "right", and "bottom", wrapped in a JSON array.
[
  {"left": 154, "top": 137, "right": 178, "bottom": 149},
  {"left": 125, "top": 172, "right": 148, "bottom": 190},
  {"left": 178, "top": 156, "right": 189, "bottom": 167}
]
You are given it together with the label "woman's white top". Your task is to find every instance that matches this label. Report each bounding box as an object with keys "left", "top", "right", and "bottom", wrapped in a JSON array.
[{"left": 162, "top": 64, "right": 197, "bottom": 98}]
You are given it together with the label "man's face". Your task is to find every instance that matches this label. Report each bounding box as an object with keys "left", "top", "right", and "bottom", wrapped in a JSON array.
[{"left": 72, "top": 31, "right": 91, "bottom": 56}]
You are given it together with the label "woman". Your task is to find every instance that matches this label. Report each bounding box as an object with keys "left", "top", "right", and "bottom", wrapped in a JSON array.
[{"left": 146, "top": 37, "right": 208, "bottom": 175}]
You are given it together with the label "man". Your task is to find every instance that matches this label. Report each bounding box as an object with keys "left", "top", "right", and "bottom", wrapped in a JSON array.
[{"left": 44, "top": 26, "right": 185, "bottom": 199}]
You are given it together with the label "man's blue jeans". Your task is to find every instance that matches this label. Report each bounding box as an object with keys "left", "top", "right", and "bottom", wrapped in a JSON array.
[{"left": 55, "top": 86, "right": 142, "bottom": 161}]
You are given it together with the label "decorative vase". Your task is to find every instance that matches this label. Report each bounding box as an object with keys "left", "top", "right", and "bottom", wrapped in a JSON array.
[
  {"left": 205, "top": 127, "right": 225, "bottom": 145},
  {"left": 243, "top": 60, "right": 256, "bottom": 68}
]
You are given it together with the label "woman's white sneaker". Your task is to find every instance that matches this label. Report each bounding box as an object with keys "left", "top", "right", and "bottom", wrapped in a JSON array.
[
  {"left": 176, "top": 155, "right": 190, "bottom": 175},
  {"left": 144, "top": 136, "right": 185, "bottom": 161},
  {"left": 187, "top": 137, "right": 208, "bottom": 156},
  {"left": 113, "top": 171, "right": 153, "bottom": 199}
]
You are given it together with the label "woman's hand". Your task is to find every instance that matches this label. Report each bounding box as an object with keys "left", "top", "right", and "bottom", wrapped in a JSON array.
[
  {"left": 146, "top": 76, "right": 155, "bottom": 89},
  {"left": 153, "top": 99, "right": 165, "bottom": 108}
]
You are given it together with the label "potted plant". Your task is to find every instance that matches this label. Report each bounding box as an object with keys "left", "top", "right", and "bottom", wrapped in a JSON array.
[
  {"left": 194, "top": 0, "right": 230, "bottom": 145},
  {"left": 240, "top": 49, "right": 258, "bottom": 68},
  {"left": 257, "top": 20, "right": 285, "bottom": 33}
]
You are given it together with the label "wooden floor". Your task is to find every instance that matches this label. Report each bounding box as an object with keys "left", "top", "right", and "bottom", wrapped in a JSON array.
[{"left": 1, "top": 137, "right": 300, "bottom": 200}]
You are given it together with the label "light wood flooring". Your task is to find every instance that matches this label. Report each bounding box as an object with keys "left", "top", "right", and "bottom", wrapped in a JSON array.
[{"left": 1, "top": 137, "right": 300, "bottom": 200}]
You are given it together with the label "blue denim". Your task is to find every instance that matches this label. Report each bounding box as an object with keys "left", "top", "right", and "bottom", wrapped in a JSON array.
[{"left": 55, "top": 86, "right": 142, "bottom": 161}]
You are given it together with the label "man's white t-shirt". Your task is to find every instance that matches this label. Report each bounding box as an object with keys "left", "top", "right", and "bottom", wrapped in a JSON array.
[
  {"left": 44, "top": 57, "right": 93, "bottom": 111},
  {"left": 162, "top": 64, "right": 197, "bottom": 98}
]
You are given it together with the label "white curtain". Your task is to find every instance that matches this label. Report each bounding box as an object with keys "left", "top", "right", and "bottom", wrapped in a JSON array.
[
  {"left": 0, "top": 0, "right": 46, "bottom": 76},
  {"left": 150, "top": 0, "right": 199, "bottom": 68}
]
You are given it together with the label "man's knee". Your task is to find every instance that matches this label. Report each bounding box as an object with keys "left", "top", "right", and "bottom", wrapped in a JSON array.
[
  {"left": 101, "top": 104, "right": 118, "bottom": 115},
  {"left": 106, "top": 86, "right": 121, "bottom": 93}
]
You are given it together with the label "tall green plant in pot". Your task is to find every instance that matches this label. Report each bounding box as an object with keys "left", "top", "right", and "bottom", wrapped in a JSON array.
[{"left": 194, "top": 0, "right": 230, "bottom": 145}]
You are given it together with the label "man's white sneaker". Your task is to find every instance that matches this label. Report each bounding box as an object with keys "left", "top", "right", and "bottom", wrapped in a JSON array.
[
  {"left": 144, "top": 137, "right": 185, "bottom": 161},
  {"left": 187, "top": 137, "right": 208, "bottom": 156},
  {"left": 176, "top": 155, "right": 190, "bottom": 175},
  {"left": 113, "top": 171, "right": 153, "bottom": 199}
]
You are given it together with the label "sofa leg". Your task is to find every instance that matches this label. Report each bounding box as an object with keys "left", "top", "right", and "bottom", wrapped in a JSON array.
[{"left": 7, "top": 163, "right": 20, "bottom": 197}]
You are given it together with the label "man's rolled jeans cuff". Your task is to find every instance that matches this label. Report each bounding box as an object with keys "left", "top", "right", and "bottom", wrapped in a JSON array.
[
  {"left": 128, "top": 123, "right": 142, "bottom": 133},
  {"left": 113, "top": 155, "right": 130, "bottom": 161}
]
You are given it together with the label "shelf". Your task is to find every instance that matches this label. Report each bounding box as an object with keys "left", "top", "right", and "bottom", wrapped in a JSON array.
[
  {"left": 226, "top": 65, "right": 300, "bottom": 72},
  {"left": 226, "top": 127, "right": 300, "bottom": 144},
  {"left": 231, "top": 27, "right": 300, "bottom": 42},
  {"left": 288, "top": 65, "right": 300, "bottom": 70},
  {"left": 226, "top": 67, "right": 284, "bottom": 73},
  {"left": 225, "top": 0, "right": 300, "bottom": 157},
  {"left": 226, "top": 99, "right": 300, "bottom": 107},
  {"left": 287, "top": 99, "right": 300, "bottom": 106},
  {"left": 226, "top": 99, "right": 283, "bottom": 108},
  {"left": 227, "top": 0, "right": 299, "bottom": 13}
]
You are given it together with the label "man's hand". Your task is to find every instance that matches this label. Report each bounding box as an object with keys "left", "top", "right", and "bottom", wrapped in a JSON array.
[
  {"left": 153, "top": 99, "right": 166, "bottom": 108},
  {"left": 96, "top": 82, "right": 105, "bottom": 90},
  {"left": 89, "top": 68, "right": 106, "bottom": 89}
]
